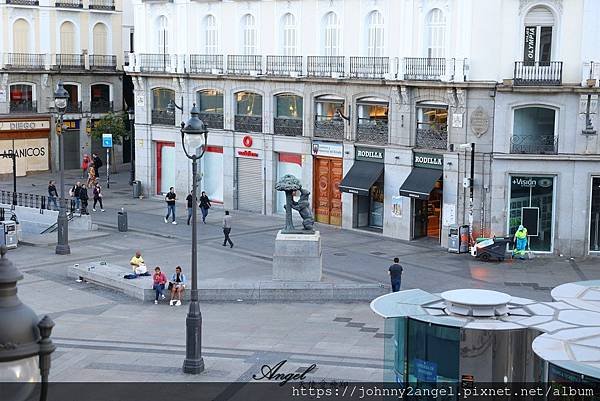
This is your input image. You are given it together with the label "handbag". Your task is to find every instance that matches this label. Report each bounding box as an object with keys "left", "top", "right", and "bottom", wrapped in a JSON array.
[{"left": 168, "top": 282, "right": 174, "bottom": 291}]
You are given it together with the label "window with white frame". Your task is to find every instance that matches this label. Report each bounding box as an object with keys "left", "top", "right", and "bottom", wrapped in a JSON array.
[
  {"left": 523, "top": 6, "right": 554, "bottom": 64},
  {"left": 282, "top": 13, "right": 297, "bottom": 56},
  {"left": 425, "top": 8, "right": 446, "bottom": 59},
  {"left": 204, "top": 15, "right": 218, "bottom": 54},
  {"left": 242, "top": 14, "right": 257, "bottom": 55},
  {"left": 60, "top": 21, "right": 76, "bottom": 54},
  {"left": 367, "top": 11, "right": 384, "bottom": 57},
  {"left": 13, "top": 19, "right": 30, "bottom": 53},
  {"left": 92, "top": 23, "right": 109, "bottom": 55},
  {"left": 157, "top": 16, "right": 168, "bottom": 54},
  {"left": 323, "top": 12, "right": 340, "bottom": 56}
]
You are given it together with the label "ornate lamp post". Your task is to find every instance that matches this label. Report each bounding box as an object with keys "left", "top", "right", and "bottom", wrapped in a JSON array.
[
  {"left": 179, "top": 104, "right": 208, "bottom": 374},
  {"left": 0, "top": 246, "right": 55, "bottom": 401},
  {"left": 53, "top": 81, "right": 70, "bottom": 255},
  {"left": 127, "top": 107, "right": 136, "bottom": 185}
]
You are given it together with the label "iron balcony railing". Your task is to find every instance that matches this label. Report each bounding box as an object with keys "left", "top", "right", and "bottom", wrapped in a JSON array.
[
  {"left": 307, "top": 56, "right": 345, "bottom": 77},
  {"left": 234, "top": 115, "right": 262, "bottom": 132},
  {"left": 6, "top": 0, "right": 39, "bottom": 5},
  {"left": 266, "top": 56, "right": 303, "bottom": 76},
  {"left": 90, "top": 100, "right": 113, "bottom": 113},
  {"left": 314, "top": 117, "right": 344, "bottom": 140},
  {"left": 189, "top": 55, "right": 223, "bottom": 74},
  {"left": 55, "top": 0, "right": 82, "bottom": 8},
  {"left": 273, "top": 118, "right": 303, "bottom": 136},
  {"left": 152, "top": 110, "right": 176, "bottom": 126},
  {"left": 55, "top": 54, "right": 84, "bottom": 69},
  {"left": 198, "top": 112, "right": 224, "bottom": 129},
  {"left": 404, "top": 57, "right": 447, "bottom": 80},
  {"left": 514, "top": 61, "right": 563, "bottom": 86},
  {"left": 510, "top": 134, "right": 558, "bottom": 154},
  {"left": 349, "top": 57, "right": 389, "bottom": 79},
  {"left": 4, "top": 53, "right": 46, "bottom": 69},
  {"left": 227, "top": 55, "right": 262, "bottom": 75},
  {"left": 89, "top": 55, "right": 117, "bottom": 70},
  {"left": 356, "top": 118, "right": 388, "bottom": 144},
  {"left": 416, "top": 127, "right": 448, "bottom": 150},
  {"left": 139, "top": 54, "right": 171, "bottom": 73},
  {"left": 89, "top": 0, "right": 115, "bottom": 10},
  {"left": 66, "top": 101, "right": 82, "bottom": 113},
  {"left": 9, "top": 101, "right": 37, "bottom": 114},
  {"left": 0, "top": 190, "right": 47, "bottom": 210}
]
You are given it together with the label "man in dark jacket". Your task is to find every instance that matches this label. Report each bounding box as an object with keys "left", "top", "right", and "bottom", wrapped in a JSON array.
[
  {"left": 92, "top": 153, "right": 103, "bottom": 178},
  {"left": 79, "top": 184, "right": 90, "bottom": 215},
  {"left": 71, "top": 182, "right": 82, "bottom": 211},
  {"left": 47, "top": 180, "right": 59, "bottom": 210},
  {"left": 199, "top": 191, "right": 211, "bottom": 224},
  {"left": 388, "top": 257, "right": 403, "bottom": 293}
]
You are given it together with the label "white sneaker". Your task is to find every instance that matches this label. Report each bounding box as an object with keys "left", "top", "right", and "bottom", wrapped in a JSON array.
[
  {"left": 176, "top": 300, "right": 181, "bottom": 306},
  {"left": 169, "top": 300, "right": 175, "bottom": 306},
  {"left": 161, "top": 294, "right": 166, "bottom": 300},
  {"left": 154, "top": 300, "right": 158, "bottom": 305},
  {"left": 164, "top": 218, "right": 168, "bottom": 223},
  {"left": 172, "top": 221, "right": 177, "bottom": 225},
  {"left": 101, "top": 209, "right": 105, "bottom": 212},
  {"left": 93, "top": 209, "right": 96, "bottom": 212}
]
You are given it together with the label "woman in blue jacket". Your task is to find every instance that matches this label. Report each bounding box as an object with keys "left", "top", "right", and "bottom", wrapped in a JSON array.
[{"left": 169, "top": 266, "right": 186, "bottom": 306}]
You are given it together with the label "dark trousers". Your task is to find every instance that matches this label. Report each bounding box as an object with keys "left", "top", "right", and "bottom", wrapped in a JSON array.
[
  {"left": 81, "top": 200, "right": 89, "bottom": 215},
  {"left": 93, "top": 197, "right": 103, "bottom": 209},
  {"left": 200, "top": 207, "right": 209, "bottom": 223},
  {"left": 391, "top": 279, "right": 401, "bottom": 293},
  {"left": 223, "top": 228, "right": 233, "bottom": 246}
]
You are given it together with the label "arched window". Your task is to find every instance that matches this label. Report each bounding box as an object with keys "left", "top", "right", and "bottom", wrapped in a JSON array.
[
  {"left": 196, "top": 90, "right": 224, "bottom": 129},
  {"left": 367, "top": 11, "right": 384, "bottom": 57},
  {"left": 92, "top": 23, "right": 108, "bottom": 55},
  {"left": 274, "top": 93, "right": 303, "bottom": 136},
  {"left": 157, "top": 16, "right": 168, "bottom": 54},
  {"left": 282, "top": 13, "right": 297, "bottom": 56},
  {"left": 512, "top": 107, "right": 556, "bottom": 154},
  {"left": 523, "top": 6, "right": 555, "bottom": 63},
  {"left": 60, "top": 21, "right": 76, "bottom": 54},
  {"left": 204, "top": 15, "right": 218, "bottom": 54},
  {"left": 323, "top": 12, "right": 340, "bottom": 56},
  {"left": 425, "top": 8, "right": 446, "bottom": 58},
  {"left": 242, "top": 14, "right": 257, "bottom": 55},
  {"left": 13, "top": 19, "right": 29, "bottom": 53}
]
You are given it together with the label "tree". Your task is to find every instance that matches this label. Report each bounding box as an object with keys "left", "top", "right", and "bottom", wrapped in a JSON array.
[{"left": 90, "top": 112, "right": 128, "bottom": 173}]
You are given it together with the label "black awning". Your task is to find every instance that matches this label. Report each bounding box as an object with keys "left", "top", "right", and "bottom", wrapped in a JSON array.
[
  {"left": 399, "top": 168, "right": 442, "bottom": 200},
  {"left": 339, "top": 161, "right": 384, "bottom": 196}
]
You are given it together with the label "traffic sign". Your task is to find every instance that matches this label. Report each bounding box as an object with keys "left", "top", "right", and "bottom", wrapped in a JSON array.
[{"left": 102, "top": 133, "right": 113, "bottom": 148}]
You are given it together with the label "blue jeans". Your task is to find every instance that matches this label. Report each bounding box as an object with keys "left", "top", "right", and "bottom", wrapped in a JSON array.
[
  {"left": 165, "top": 204, "right": 176, "bottom": 221},
  {"left": 200, "top": 207, "right": 209, "bottom": 223},
  {"left": 153, "top": 283, "right": 165, "bottom": 300},
  {"left": 391, "top": 279, "right": 401, "bottom": 293},
  {"left": 48, "top": 196, "right": 58, "bottom": 210},
  {"left": 73, "top": 197, "right": 81, "bottom": 210}
]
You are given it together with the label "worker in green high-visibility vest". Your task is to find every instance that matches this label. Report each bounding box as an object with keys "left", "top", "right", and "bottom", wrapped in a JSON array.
[{"left": 513, "top": 225, "right": 528, "bottom": 259}]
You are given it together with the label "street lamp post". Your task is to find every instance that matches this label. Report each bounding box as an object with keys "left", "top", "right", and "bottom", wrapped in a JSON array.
[
  {"left": 54, "top": 81, "right": 70, "bottom": 255},
  {"left": 128, "top": 107, "right": 135, "bottom": 185},
  {"left": 0, "top": 246, "right": 55, "bottom": 401},
  {"left": 179, "top": 104, "right": 209, "bottom": 374},
  {"left": 459, "top": 143, "right": 476, "bottom": 242}
]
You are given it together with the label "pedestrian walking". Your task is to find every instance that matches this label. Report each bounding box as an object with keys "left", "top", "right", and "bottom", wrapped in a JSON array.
[
  {"left": 47, "top": 180, "right": 59, "bottom": 210},
  {"left": 169, "top": 266, "right": 186, "bottom": 306},
  {"left": 152, "top": 267, "right": 167, "bottom": 304},
  {"left": 186, "top": 191, "right": 194, "bottom": 225},
  {"left": 92, "top": 183, "right": 105, "bottom": 212},
  {"left": 222, "top": 210, "right": 233, "bottom": 248},
  {"left": 92, "top": 153, "right": 103, "bottom": 178},
  {"left": 79, "top": 184, "right": 90, "bottom": 215},
  {"left": 164, "top": 187, "right": 177, "bottom": 224},
  {"left": 81, "top": 154, "right": 91, "bottom": 179},
  {"left": 199, "top": 191, "right": 211, "bottom": 224},
  {"left": 87, "top": 164, "right": 97, "bottom": 187},
  {"left": 69, "top": 182, "right": 82, "bottom": 211},
  {"left": 388, "top": 257, "right": 403, "bottom": 293}
]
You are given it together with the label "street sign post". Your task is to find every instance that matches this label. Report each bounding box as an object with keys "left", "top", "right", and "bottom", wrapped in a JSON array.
[{"left": 102, "top": 134, "right": 113, "bottom": 188}]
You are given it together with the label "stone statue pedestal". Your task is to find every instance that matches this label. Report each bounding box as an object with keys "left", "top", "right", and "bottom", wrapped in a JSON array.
[{"left": 273, "top": 230, "right": 322, "bottom": 282}]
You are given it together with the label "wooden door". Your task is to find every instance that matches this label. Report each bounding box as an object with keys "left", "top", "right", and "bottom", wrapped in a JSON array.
[
  {"left": 313, "top": 157, "right": 342, "bottom": 226},
  {"left": 330, "top": 158, "right": 343, "bottom": 226}
]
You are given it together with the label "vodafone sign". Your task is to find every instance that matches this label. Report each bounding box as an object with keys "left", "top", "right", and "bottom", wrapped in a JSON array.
[{"left": 242, "top": 135, "right": 253, "bottom": 148}]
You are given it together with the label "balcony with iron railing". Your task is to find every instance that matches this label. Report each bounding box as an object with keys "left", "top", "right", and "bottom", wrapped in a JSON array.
[
  {"left": 65, "top": 101, "right": 82, "bottom": 114},
  {"left": 514, "top": 61, "right": 563, "bottom": 86},
  {"left": 314, "top": 116, "right": 344, "bottom": 140},
  {"left": 9, "top": 101, "right": 37, "bottom": 114},
  {"left": 139, "top": 54, "right": 171, "bottom": 73},
  {"left": 307, "top": 56, "right": 345, "bottom": 78},
  {"left": 404, "top": 58, "right": 447, "bottom": 80},
  {"left": 189, "top": 55, "right": 223, "bottom": 74},
  {"left": 349, "top": 57, "right": 390, "bottom": 79},
  {"left": 55, "top": 0, "right": 82, "bottom": 8},
  {"left": 4, "top": 53, "right": 46, "bottom": 70},
  {"left": 227, "top": 55, "right": 262, "bottom": 75},
  {"left": 415, "top": 126, "right": 448, "bottom": 150},
  {"left": 55, "top": 54, "right": 84, "bottom": 69},
  {"left": 151, "top": 110, "right": 175, "bottom": 126},
  {"left": 234, "top": 115, "right": 262, "bottom": 132},
  {"left": 273, "top": 118, "right": 303, "bottom": 136},
  {"left": 6, "top": 0, "right": 39, "bottom": 5},
  {"left": 89, "top": 55, "right": 117, "bottom": 70},
  {"left": 89, "top": 0, "right": 115, "bottom": 10},
  {"left": 266, "top": 56, "right": 302, "bottom": 77},
  {"left": 356, "top": 118, "right": 388, "bottom": 144},
  {"left": 90, "top": 100, "right": 113, "bottom": 114},
  {"left": 198, "top": 112, "right": 224, "bottom": 129},
  {"left": 510, "top": 134, "right": 558, "bottom": 155}
]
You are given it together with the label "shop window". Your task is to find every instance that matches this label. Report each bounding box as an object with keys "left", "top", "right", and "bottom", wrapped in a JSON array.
[
  {"left": 151, "top": 88, "right": 175, "bottom": 126},
  {"left": 63, "top": 84, "right": 80, "bottom": 113},
  {"left": 235, "top": 91, "right": 262, "bottom": 132},
  {"left": 274, "top": 94, "right": 303, "bottom": 136},
  {"left": 509, "top": 175, "right": 554, "bottom": 252},
  {"left": 356, "top": 99, "right": 389, "bottom": 144},
  {"left": 512, "top": 107, "right": 557, "bottom": 154},
  {"left": 315, "top": 96, "right": 345, "bottom": 139},
  {"left": 90, "top": 84, "right": 111, "bottom": 113},
  {"left": 196, "top": 90, "right": 224, "bottom": 129},
  {"left": 9, "top": 84, "right": 35, "bottom": 113},
  {"left": 276, "top": 153, "right": 302, "bottom": 213},
  {"left": 591, "top": 177, "right": 600, "bottom": 252},
  {"left": 202, "top": 146, "right": 224, "bottom": 203},
  {"left": 416, "top": 105, "right": 448, "bottom": 150}
]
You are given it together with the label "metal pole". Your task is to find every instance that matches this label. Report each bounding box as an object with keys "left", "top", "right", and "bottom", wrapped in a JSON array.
[
  {"left": 129, "top": 118, "right": 135, "bottom": 185},
  {"left": 12, "top": 154, "right": 16, "bottom": 207},
  {"left": 56, "top": 113, "right": 70, "bottom": 255},
  {"left": 469, "top": 143, "right": 475, "bottom": 242},
  {"left": 183, "top": 155, "right": 204, "bottom": 374},
  {"left": 106, "top": 147, "right": 110, "bottom": 189}
]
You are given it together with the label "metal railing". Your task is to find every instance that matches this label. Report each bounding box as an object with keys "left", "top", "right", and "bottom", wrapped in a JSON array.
[
  {"left": 90, "top": 100, "right": 113, "bottom": 113},
  {"left": 514, "top": 61, "right": 563, "bottom": 86},
  {"left": 198, "top": 112, "right": 224, "bottom": 129},
  {"left": 227, "top": 55, "right": 262, "bottom": 75},
  {"left": 89, "top": 55, "right": 117, "bottom": 70},
  {"left": 404, "top": 57, "right": 447, "bottom": 80},
  {"left": 356, "top": 118, "right": 388, "bottom": 144},
  {"left": 151, "top": 110, "right": 175, "bottom": 126},
  {"left": 66, "top": 101, "right": 82, "bottom": 113},
  {"left": 89, "top": 0, "right": 115, "bottom": 10},
  {"left": 273, "top": 118, "right": 303, "bottom": 136},
  {"left": 314, "top": 117, "right": 344, "bottom": 140},
  {"left": 55, "top": 53, "right": 84, "bottom": 69},
  {"left": 5, "top": 53, "right": 46, "bottom": 69},
  {"left": 307, "top": 56, "right": 345, "bottom": 77},
  {"left": 9, "top": 101, "right": 37, "bottom": 114},
  {"left": 266, "top": 56, "right": 303, "bottom": 76},
  {"left": 189, "top": 55, "right": 223, "bottom": 74},
  {"left": 349, "top": 57, "right": 389, "bottom": 79},
  {"left": 6, "top": 0, "right": 39, "bottom": 4},
  {"left": 139, "top": 53, "right": 171, "bottom": 72},
  {"left": 0, "top": 190, "right": 48, "bottom": 211},
  {"left": 55, "top": 0, "right": 82, "bottom": 8},
  {"left": 234, "top": 115, "right": 262, "bottom": 132},
  {"left": 416, "top": 128, "right": 448, "bottom": 150},
  {"left": 510, "top": 134, "right": 558, "bottom": 154}
]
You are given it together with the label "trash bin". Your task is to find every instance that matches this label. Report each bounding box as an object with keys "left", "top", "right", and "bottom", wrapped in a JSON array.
[
  {"left": 118, "top": 209, "right": 128, "bottom": 232},
  {"left": 0, "top": 221, "right": 18, "bottom": 249},
  {"left": 132, "top": 181, "right": 142, "bottom": 198},
  {"left": 448, "top": 225, "right": 459, "bottom": 253}
]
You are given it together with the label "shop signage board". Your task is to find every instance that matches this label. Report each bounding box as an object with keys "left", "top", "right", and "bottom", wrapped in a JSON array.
[
  {"left": 355, "top": 146, "right": 384, "bottom": 162},
  {"left": 413, "top": 358, "right": 437, "bottom": 382},
  {"left": 237, "top": 149, "right": 262, "bottom": 159},
  {"left": 63, "top": 120, "right": 80, "bottom": 130},
  {"left": 0, "top": 120, "right": 51, "bottom": 131},
  {"left": 0, "top": 138, "right": 49, "bottom": 176},
  {"left": 312, "top": 140, "right": 343, "bottom": 158},
  {"left": 413, "top": 152, "right": 444, "bottom": 170}
]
